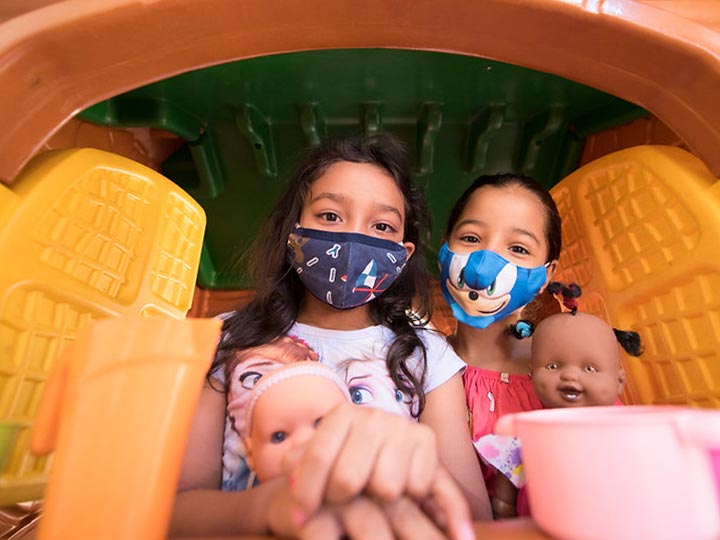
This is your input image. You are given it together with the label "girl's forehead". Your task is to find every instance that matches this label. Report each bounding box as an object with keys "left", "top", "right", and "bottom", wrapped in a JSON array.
[
  {"left": 455, "top": 185, "right": 547, "bottom": 238},
  {"left": 462, "top": 185, "right": 544, "bottom": 217}
]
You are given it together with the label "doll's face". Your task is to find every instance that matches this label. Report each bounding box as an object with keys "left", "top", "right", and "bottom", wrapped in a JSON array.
[
  {"left": 245, "top": 374, "right": 348, "bottom": 482},
  {"left": 530, "top": 313, "right": 626, "bottom": 408},
  {"left": 343, "top": 358, "right": 416, "bottom": 418},
  {"left": 226, "top": 337, "right": 318, "bottom": 437}
]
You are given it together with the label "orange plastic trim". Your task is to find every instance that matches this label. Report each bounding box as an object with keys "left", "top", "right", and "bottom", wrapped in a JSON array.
[{"left": 1, "top": 0, "right": 720, "bottom": 183}]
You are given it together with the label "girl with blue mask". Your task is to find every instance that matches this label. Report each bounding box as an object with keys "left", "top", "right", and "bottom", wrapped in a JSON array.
[
  {"left": 174, "top": 134, "right": 490, "bottom": 540},
  {"left": 439, "top": 173, "right": 560, "bottom": 515}
]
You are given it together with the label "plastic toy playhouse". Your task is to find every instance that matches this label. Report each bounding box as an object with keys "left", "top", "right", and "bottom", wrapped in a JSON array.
[{"left": 0, "top": 1, "right": 719, "bottom": 538}]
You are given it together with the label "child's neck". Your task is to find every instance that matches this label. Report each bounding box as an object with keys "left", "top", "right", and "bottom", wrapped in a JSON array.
[
  {"left": 450, "top": 317, "right": 531, "bottom": 375},
  {"left": 296, "top": 293, "right": 375, "bottom": 330}
]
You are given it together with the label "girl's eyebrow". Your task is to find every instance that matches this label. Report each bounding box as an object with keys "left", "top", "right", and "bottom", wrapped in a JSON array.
[
  {"left": 309, "top": 192, "right": 345, "bottom": 204},
  {"left": 456, "top": 219, "right": 541, "bottom": 246},
  {"left": 374, "top": 202, "right": 403, "bottom": 221},
  {"left": 513, "top": 227, "right": 541, "bottom": 246},
  {"left": 455, "top": 218, "right": 486, "bottom": 229},
  {"left": 309, "top": 193, "right": 403, "bottom": 221}
]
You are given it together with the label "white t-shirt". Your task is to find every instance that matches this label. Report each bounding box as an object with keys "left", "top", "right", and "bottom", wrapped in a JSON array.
[
  {"left": 220, "top": 321, "right": 464, "bottom": 491},
  {"left": 288, "top": 322, "right": 464, "bottom": 416}
]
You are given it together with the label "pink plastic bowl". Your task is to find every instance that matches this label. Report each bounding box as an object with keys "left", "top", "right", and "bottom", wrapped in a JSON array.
[{"left": 496, "top": 406, "right": 720, "bottom": 540}]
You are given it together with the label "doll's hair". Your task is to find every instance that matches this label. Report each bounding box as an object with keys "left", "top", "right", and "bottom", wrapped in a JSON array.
[
  {"left": 223, "top": 335, "right": 319, "bottom": 392},
  {"left": 613, "top": 329, "right": 643, "bottom": 357},
  {"left": 214, "top": 133, "right": 432, "bottom": 415},
  {"left": 244, "top": 362, "right": 349, "bottom": 438},
  {"left": 546, "top": 281, "right": 582, "bottom": 314},
  {"left": 508, "top": 282, "right": 583, "bottom": 339}
]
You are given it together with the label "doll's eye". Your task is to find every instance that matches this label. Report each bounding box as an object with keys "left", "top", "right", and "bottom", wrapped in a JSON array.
[
  {"left": 584, "top": 365, "right": 599, "bottom": 373},
  {"left": 545, "top": 362, "right": 559, "bottom": 370},
  {"left": 485, "top": 263, "right": 517, "bottom": 297},
  {"left": 349, "top": 386, "right": 373, "bottom": 405},
  {"left": 271, "top": 431, "right": 287, "bottom": 444},
  {"left": 239, "top": 371, "right": 263, "bottom": 389}
]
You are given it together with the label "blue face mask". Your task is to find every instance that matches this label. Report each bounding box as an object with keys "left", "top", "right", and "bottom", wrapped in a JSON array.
[
  {"left": 437, "top": 243, "right": 548, "bottom": 329},
  {"left": 288, "top": 227, "right": 408, "bottom": 310}
]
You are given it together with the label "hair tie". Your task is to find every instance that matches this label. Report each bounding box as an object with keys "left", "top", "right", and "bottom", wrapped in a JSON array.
[{"left": 509, "top": 319, "right": 534, "bottom": 339}]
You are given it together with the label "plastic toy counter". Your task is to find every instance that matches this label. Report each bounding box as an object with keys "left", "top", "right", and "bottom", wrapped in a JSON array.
[{"left": 169, "top": 519, "right": 552, "bottom": 540}]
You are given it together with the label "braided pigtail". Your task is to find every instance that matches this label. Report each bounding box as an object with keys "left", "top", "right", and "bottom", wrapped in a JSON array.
[
  {"left": 546, "top": 281, "right": 582, "bottom": 314},
  {"left": 613, "top": 329, "right": 643, "bottom": 357}
]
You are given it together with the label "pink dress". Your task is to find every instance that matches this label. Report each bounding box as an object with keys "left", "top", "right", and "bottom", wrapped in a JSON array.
[
  {"left": 463, "top": 365, "right": 543, "bottom": 498},
  {"left": 463, "top": 366, "right": 543, "bottom": 442}
]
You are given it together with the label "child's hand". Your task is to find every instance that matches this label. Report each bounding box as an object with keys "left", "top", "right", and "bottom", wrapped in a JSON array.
[
  {"left": 267, "top": 481, "right": 472, "bottom": 540},
  {"left": 282, "top": 403, "right": 475, "bottom": 540}
]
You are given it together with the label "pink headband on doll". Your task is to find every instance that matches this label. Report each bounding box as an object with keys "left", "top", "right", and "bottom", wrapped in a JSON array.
[{"left": 243, "top": 361, "right": 350, "bottom": 438}]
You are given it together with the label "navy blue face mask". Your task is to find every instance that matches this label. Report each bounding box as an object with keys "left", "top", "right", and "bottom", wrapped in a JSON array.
[
  {"left": 287, "top": 227, "right": 408, "bottom": 310},
  {"left": 437, "top": 243, "right": 549, "bottom": 329}
]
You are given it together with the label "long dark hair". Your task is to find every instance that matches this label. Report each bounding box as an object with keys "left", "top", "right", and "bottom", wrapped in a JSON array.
[
  {"left": 215, "top": 133, "right": 433, "bottom": 416},
  {"left": 445, "top": 173, "right": 562, "bottom": 262}
]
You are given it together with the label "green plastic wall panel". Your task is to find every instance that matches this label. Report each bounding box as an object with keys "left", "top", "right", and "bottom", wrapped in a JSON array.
[{"left": 79, "top": 49, "right": 647, "bottom": 289}]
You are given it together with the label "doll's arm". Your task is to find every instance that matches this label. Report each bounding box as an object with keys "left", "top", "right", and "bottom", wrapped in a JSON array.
[{"left": 492, "top": 473, "right": 519, "bottom": 519}]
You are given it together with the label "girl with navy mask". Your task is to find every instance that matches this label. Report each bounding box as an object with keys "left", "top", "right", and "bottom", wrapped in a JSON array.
[
  {"left": 172, "top": 134, "right": 490, "bottom": 540},
  {"left": 437, "top": 174, "right": 560, "bottom": 510}
]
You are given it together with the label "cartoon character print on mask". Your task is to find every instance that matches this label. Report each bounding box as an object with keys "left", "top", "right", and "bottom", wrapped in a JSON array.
[
  {"left": 288, "top": 227, "right": 408, "bottom": 310},
  {"left": 437, "top": 243, "right": 548, "bottom": 329}
]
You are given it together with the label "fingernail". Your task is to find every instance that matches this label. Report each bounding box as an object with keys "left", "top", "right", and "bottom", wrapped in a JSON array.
[
  {"left": 458, "top": 521, "right": 475, "bottom": 540},
  {"left": 292, "top": 507, "right": 308, "bottom": 527}
]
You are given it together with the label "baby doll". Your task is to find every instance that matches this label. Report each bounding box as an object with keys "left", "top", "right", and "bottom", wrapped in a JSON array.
[
  {"left": 477, "top": 311, "right": 642, "bottom": 518},
  {"left": 243, "top": 361, "right": 351, "bottom": 482},
  {"left": 222, "top": 335, "right": 320, "bottom": 490}
]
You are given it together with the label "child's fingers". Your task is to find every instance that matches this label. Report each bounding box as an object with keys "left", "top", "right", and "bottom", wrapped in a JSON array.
[
  {"left": 288, "top": 403, "right": 354, "bottom": 513},
  {"left": 298, "top": 508, "right": 343, "bottom": 540},
  {"left": 370, "top": 420, "right": 438, "bottom": 500},
  {"left": 425, "top": 467, "right": 475, "bottom": 540},
  {"left": 336, "top": 496, "right": 394, "bottom": 540},
  {"left": 383, "top": 496, "right": 447, "bottom": 540},
  {"left": 325, "top": 408, "right": 399, "bottom": 503}
]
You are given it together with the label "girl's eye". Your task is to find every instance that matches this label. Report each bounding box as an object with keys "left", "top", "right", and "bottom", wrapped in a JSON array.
[
  {"left": 584, "top": 365, "right": 599, "bottom": 373},
  {"left": 313, "top": 417, "right": 323, "bottom": 428},
  {"left": 394, "top": 389, "right": 413, "bottom": 404},
  {"left": 460, "top": 234, "right": 480, "bottom": 244},
  {"left": 239, "top": 371, "right": 263, "bottom": 390},
  {"left": 349, "top": 386, "right": 373, "bottom": 405},
  {"left": 374, "top": 222, "right": 396, "bottom": 233},
  {"left": 545, "top": 362, "right": 559, "bottom": 370},
  {"left": 485, "top": 263, "right": 517, "bottom": 297},
  {"left": 509, "top": 245, "right": 530, "bottom": 255},
  {"left": 271, "top": 431, "right": 287, "bottom": 444},
  {"left": 460, "top": 235, "right": 480, "bottom": 244},
  {"left": 320, "top": 212, "right": 340, "bottom": 222}
]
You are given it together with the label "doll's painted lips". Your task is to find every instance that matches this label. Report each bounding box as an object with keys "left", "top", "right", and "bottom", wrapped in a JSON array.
[{"left": 558, "top": 386, "right": 582, "bottom": 402}]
